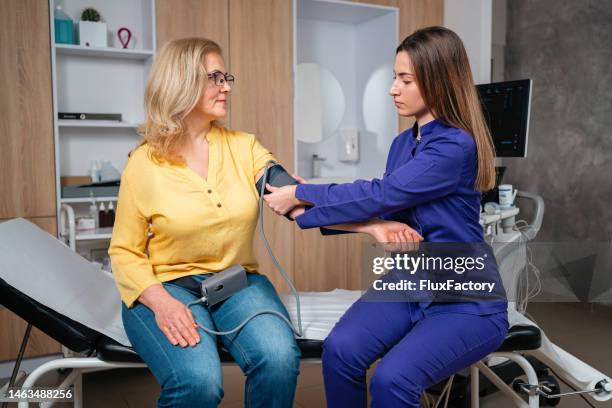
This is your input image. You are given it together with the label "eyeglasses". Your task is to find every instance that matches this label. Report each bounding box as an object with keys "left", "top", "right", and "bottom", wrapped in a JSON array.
[{"left": 207, "top": 71, "right": 235, "bottom": 87}]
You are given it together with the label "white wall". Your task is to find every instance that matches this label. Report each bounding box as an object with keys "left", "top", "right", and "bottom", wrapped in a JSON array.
[{"left": 443, "top": 0, "right": 492, "bottom": 84}]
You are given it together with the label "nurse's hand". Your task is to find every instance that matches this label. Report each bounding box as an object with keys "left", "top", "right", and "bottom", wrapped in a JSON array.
[
  {"left": 138, "top": 284, "right": 200, "bottom": 348},
  {"left": 264, "top": 184, "right": 310, "bottom": 215},
  {"left": 367, "top": 220, "right": 423, "bottom": 252},
  {"left": 292, "top": 174, "right": 307, "bottom": 184}
]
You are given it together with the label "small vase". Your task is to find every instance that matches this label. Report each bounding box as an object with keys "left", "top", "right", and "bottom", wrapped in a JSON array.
[{"left": 78, "top": 21, "right": 107, "bottom": 48}]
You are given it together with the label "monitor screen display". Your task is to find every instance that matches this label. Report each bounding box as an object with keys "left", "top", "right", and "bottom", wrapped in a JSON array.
[{"left": 477, "top": 79, "right": 532, "bottom": 157}]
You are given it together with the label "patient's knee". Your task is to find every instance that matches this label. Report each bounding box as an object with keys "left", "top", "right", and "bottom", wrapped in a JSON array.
[{"left": 162, "top": 366, "right": 223, "bottom": 408}]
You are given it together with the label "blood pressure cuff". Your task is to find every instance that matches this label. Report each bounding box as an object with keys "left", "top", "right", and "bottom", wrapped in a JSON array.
[
  {"left": 255, "top": 163, "right": 352, "bottom": 233},
  {"left": 256, "top": 163, "right": 300, "bottom": 221},
  {"left": 255, "top": 163, "right": 299, "bottom": 195}
]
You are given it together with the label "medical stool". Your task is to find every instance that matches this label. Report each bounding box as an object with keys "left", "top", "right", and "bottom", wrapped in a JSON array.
[{"left": 466, "top": 325, "right": 542, "bottom": 408}]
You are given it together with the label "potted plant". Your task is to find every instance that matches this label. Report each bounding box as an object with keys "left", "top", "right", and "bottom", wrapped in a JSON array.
[{"left": 78, "top": 7, "right": 107, "bottom": 48}]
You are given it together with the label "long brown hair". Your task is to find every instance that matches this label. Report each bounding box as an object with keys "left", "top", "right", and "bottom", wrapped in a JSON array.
[{"left": 397, "top": 26, "right": 496, "bottom": 191}]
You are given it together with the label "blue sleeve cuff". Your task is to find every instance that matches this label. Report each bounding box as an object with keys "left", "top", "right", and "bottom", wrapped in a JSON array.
[{"left": 296, "top": 183, "right": 328, "bottom": 206}]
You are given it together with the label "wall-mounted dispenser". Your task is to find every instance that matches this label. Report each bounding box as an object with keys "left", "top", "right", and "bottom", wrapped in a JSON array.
[{"left": 339, "top": 128, "right": 359, "bottom": 163}]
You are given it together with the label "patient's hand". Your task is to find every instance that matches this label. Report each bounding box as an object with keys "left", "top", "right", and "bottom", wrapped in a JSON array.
[
  {"left": 366, "top": 220, "right": 423, "bottom": 252},
  {"left": 138, "top": 284, "right": 200, "bottom": 347}
]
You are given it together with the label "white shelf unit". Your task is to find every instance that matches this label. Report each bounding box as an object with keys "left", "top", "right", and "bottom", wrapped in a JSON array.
[
  {"left": 50, "top": 0, "right": 156, "bottom": 259},
  {"left": 55, "top": 43, "right": 154, "bottom": 59},
  {"left": 60, "top": 196, "right": 118, "bottom": 204},
  {"left": 58, "top": 119, "right": 139, "bottom": 128},
  {"left": 75, "top": 227, "right": 114, "bottom": 241}
]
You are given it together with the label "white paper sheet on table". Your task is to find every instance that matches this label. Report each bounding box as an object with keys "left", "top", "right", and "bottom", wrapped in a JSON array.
[
  {"left": 0, "top": 218, "right": 130, "bottom": 346},
  {"left": 281, "top": 289, "right": 362, "bottom": 340}
]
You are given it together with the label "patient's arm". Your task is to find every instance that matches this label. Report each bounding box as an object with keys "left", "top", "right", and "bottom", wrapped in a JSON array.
[
  {"left": 328, "top": 219, "right": 423, "bottom": 252},
  {"left": 138, "top": 284, "right": 201, "bottom": 348},
  {"left": 329, "top": 219, "right": 421, "bottom": 241},
  {"left": 288, "top": 209, "right": 423, "bottom": 249}
]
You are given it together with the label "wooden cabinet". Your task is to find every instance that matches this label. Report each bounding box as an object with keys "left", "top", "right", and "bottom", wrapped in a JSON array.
[
  {"left": 0, "top": 0, "right": 60, "bottom": 361},
  {"left": 156, "top": 0, "right": 229, "bottom": 53},
  {"left": 228, "top": 0, "right": 295, "bottom": 292},
  {"left": 0, "top": 0, "right": 56, "bottom": 220},
  {"left": 294, "top": 230, "right": 374, "bottom": 292}
]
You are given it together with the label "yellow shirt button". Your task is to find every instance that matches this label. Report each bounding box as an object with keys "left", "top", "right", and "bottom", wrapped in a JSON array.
[
  {"left": 217, "top": 203, "right": 222, "bottom": 208},
  {"left": 208, "top": 189, "right": 212, "bottom": 193}
]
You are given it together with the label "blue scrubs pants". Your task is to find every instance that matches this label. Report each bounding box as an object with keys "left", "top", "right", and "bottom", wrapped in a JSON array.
[{"left": 322, "top": 299, "right": 508, "bottom": 407}]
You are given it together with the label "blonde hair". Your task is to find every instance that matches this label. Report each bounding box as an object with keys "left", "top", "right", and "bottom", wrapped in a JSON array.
[
  {"left": 137, "top": 37, "right": 222, "bottom": 163},
  {"left": 397, "top": 27, "right": 496, "bottom": 191}
]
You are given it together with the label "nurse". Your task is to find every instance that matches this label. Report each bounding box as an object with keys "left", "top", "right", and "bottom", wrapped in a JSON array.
[{"left": 264, "top": 26, "right": 509, "bottom": 407}]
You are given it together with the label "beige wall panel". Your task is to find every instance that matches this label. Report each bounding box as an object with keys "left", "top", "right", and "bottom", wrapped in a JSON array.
[
  {"left": 156, "top": 0, "right": 230, "bottom": 54},
  {"left": 294, "top": 229, "right": 349, "bottom": 292},
  {"left": 228, "top": 0, "right": 294, "bottom": 292}
]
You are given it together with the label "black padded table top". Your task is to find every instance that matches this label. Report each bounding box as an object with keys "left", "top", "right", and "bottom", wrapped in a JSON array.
[
  {"left": 0, "top": 277, "right": 540, "bottom": 364},
  {"left": 95, "top": 336, "right": 324, "bottom": 364}
]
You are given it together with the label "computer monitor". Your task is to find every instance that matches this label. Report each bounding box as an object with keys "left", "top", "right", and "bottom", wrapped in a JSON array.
[{"left": 477, "top": 79, "right": 532, "bottom": 157}]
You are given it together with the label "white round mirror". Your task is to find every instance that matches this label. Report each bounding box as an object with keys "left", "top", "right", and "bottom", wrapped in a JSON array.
[
  {"left": 295, "top": 63, "right": 345, "bottom": 143},
  {"left": 363, "top": 64, "right": 396, "bottom": 150}
]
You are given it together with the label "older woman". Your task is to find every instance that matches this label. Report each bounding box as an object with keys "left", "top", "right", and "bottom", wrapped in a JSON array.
[{"left": 109, "top": 37, "right": 413, "bottom": 408}]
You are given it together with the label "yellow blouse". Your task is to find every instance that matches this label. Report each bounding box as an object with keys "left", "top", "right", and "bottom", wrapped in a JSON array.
[{"left": 108, "top": 125, "right": 276, "bottom": 307}]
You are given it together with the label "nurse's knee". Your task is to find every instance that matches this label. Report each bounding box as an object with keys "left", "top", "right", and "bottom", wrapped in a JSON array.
[
  {"left": 323, "top": 326, "right": 355, "bottom": 360},
  {"left": 370, "top": 359, "right": 421, "bottom": 405},
  {"left": 322, "top": 327, "right": 358, "bottom": 368}
]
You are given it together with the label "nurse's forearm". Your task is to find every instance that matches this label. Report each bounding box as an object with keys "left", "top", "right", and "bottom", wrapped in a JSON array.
[{"left": 323, "top": 221, "right": 374, "bottom": 234}]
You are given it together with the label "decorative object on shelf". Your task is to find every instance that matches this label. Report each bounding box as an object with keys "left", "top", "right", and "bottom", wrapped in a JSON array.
[
  {"left": 78, "top": 7, "right": 107, "bottom": 48},
  {"left": 98, "top": 201, "right": 116, "bottom": 228},
  {"left": 88, "top": 193, "right": 99, "bottom": 229},
  {"left": 99, "top": 160, "right": 121, "bottom": 182},
  {"left": 54, "top": 5, "right": 74, "bottom": 44},
  {"left": 98, "top": 202, "right": 107, "bottom": 227},
  {"left": 117, "top": 27, "right": 132, "bottom": 49},
  {"left": 59, "top": 112, "right": 122, "bottom": 121},
  {"left": 107, "top": 202, "right": 116, "bottom": 226},
  {"left": 76, "top": 217, "right": 96, "bottom": 231},
  {"left": 60, "top": 175, "right": 92, "bottom": 187},
  {"left": 89, "top": 160, "right": 100, "bottom": 183}
]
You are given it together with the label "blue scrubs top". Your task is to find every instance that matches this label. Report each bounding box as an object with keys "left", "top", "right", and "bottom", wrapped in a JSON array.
[{"left": 295, "top": 119, "right": 507, "bottom": 316}]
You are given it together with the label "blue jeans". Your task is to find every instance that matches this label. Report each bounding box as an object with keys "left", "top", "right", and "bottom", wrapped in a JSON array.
[
  {"left": 322, "top": 299, "right": 508, "bottom": 407},
  {"left": 122, "top": 273, "right": 301, "bottom": 408}
]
